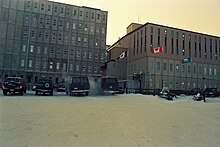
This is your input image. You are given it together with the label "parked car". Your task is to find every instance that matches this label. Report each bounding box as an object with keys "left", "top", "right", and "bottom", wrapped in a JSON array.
[
  {"left": 187, "top": 88, "right": 202, "bottom": 96},
  {"left": 35, "top": 78, "right": 53, "bottom": 96},
  {"left": 55, "top": 82, "right": 66, "bottom": 92},
  {"left": 1, "top": 77, "right": 27, "bottom": 96},
  {"left": 66, "top": 76, "right": 90, "bottom": 96},
  {"left": 158, "top": 87, "right": 176, "bottom": 100},
  {"left": 202, "top": 88, "right": 219, "bottom": 97},
  {"left": 101, "top": 77, "right": 119, "bottom": 94},
  {"left": 193, "top": 93, "right": 206, "bottom": 102}
]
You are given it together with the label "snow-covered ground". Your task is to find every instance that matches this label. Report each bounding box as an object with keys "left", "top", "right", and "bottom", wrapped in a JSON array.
[{"left": 0, "top": 92, "right": 220, "bottom": 147}]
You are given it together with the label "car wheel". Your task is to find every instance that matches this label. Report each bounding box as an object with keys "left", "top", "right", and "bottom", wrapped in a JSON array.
[
  {"left": 35, "top": 91, "right": 39, "bottom": 96},
  {"left": 85, "top": 92, "right": 89, "bottom": 96},
  {"left": 3, "top": 91, "right": 7, "bottom": 96},
  {"left": 44, "top": 82, "right": 51, "bottom": 88},
  {"left": 19, "top": 91, "right": 23, "bottom": 96},
  {"left": 50, "top": 92, "right": 53, "bottom": 96}
]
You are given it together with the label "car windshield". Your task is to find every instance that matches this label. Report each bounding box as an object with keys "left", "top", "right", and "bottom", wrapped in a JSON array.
[
  {"left": 38, "top": 79, "right": 51, "bottom": 84},
  {"left": 72, "top": 77, "right": 88, "bottom": 84},
  {"left": 5, "top": 78, "right": 21, "bottom": 82},
  {"left": 103, "top": 78, "right": 117, "bottom": 84}
]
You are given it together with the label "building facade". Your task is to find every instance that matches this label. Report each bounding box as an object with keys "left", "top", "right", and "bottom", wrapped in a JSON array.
[
  {"left": 0, "top": 0, "right": 107, "bottom": 84},
  {"left": 107, "top": 23, "right": 220, "bottom": 90}
]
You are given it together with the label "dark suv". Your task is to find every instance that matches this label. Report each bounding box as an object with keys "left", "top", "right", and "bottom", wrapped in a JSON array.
[
  {"left": 202, "top": 88, "right": 219, "bottom": 97},
  {"left": 2, "top": 77, "right": 27, "bottom": 95},
  {"left": 101, "top": 77, "right": 119, "bottom": 94},
  {"left": 66, "top": 76, "right": 90, "bottom": 96},
  {"left": 187, "top": 88, "right": 202, "bottom": 96},
  {"left": 35, "top": 78, "right": 53, "bottom": 96}
]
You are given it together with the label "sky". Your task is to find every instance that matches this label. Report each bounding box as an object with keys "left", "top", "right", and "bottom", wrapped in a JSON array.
[{"left": 52, "top": 0, "right": 220, "bottom": 45}]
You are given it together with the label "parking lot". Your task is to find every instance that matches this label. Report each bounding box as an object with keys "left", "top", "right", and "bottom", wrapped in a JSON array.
[{"left": 1, "top": 92, "right": 220, "bottom": 147}]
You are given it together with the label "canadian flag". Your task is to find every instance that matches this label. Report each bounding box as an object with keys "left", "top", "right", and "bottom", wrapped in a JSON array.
[{"left": 151, "top": 46, "right": 163, "bottom": 54}]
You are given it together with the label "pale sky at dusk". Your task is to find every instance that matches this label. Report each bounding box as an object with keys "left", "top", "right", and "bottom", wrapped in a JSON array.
[{"left": 52, "top": 0, "right": 220, "bottom": 45}]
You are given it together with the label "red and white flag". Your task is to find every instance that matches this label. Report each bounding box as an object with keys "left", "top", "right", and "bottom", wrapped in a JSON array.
[{"left": 151, "top": 46, "right": 163, "bottom": 54}]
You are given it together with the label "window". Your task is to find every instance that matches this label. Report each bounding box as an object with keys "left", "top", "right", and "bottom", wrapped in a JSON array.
[
  {"left": 70, "top": 64, "right": 73, "bottom": 71},
  {"left": 41, "top": 4, "right": 45, "bottom": 11},
  {"left": 26, "top": 1, "right": 31, "bottom": 8},
  {"left": 56, "top": 63, "right": 60, "bottom": 70},
  {"left": 63, "top": 63, "right": 66, "bottom": 71},
  {"left": 66, "top": 22, "right": 69, "bottom": 30},
  {"left": 170, "top": 64, "right": 173, "bottom": 71},
  {"left": 156, "top": 62, "right": 160, "bottom": 71},
  {"left": 78, "top": 37, "right": 81, "bottom": 42},
  {"left": 163, "top": 63, "right": 167, "bottom": 71},
  {"left": 88, "top": 65, "right": 91, "bottom": 73},
  {"left": 30, "top": 45, "right": 34, "bottom": 52},
  {"left": 82, "top": 65, "right": 86, "bottom": 72},
  {"left": 47, "top": 5, "right": 51, "bottom": 11},
  {"left": 79, "top": 11, "right": 83, "bottom": 17},
  {"left": 36, "top": 46, "right": 41, "bottom": 54},
  {"left": 78, "top": 23, "right": 82, "bottom": 30},
  {"left": 188, "top": 65, "right": 191, "bottom": 73},
  {"left": 95, "top": 52, "right": 98, "bottom": 59},
  {"left": 176, "top": 64, "right": 179, "bottom": 71},
  {"left": 21, "top": 60, "right": 25, "bottom": 67},
  {"left": 76, "top": 65, "right": 79, "bottom": 71},
  {"left": 91, "top": 25, "right": 94, "bottom": 33},
  {"left": 28, "top": 60, "right": 32, "bottom": 68},
  {"left": 100, "top": 53, "right": 104, "bottom": 60},
  {"left": 43, "top": 62, "right": 46, "bottom": 69},
  {"left": 36, "top": 60, "right": 40, "bottom": 69},
  {"left": 60, "top": 7, "right": 64, "bottom": 14},
  {"left": 49, "top": 62, "right": 53, "bottom": 69},
  {"left": 97, "top": 14, "right": 100, "bottom": 20},
  {"left": 214, "top": 68, "right": 217, "bottom": 76},
  {"left": 34, "top": 3, "right": 38, "bottom": 9},
  {"left": 54, "top": 6, "right": 58, "bottom": 12},
  {"left": 44, "top": 47, "right": 48, "bottom": 54},
  {"left": 53, "top": 19, "right": 57, "bottom": 26},
  {"left": 89, "top": 52, "right": 92, "bottom": 58},
  {"left": 72, "top": 23, "right": 76, "bottom": 29},
  {"left": 204, "top": 67, "right": 207, "bottom": 75},
  {"left": 182, "top": 65, "right": 185, "bottom": 73},
  {"left": 77, "top": 50, "right": 80, "bottom": 57},
  {"left": 82, "top": 51, "right": 86, "bottom": 58},
  {"left": 209, "top": 68, "right": 212, "bottom": 75},
  {"left": 22, "top": 45, "right": 26, "bottom": 52},
  {"left": 84, "top": 24, "right": 88, "bottom": 31},
  {"left": 91, "top": 13, "right": 95, "bottom": 19},
  {"left": 84, "top": 38, "right": 87, "bottom": 43}
]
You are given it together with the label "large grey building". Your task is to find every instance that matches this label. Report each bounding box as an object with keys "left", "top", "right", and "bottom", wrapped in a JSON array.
[
  {"left": 107, "top": 23, "right": 220, "bottom": 91},
  {"left": 0, "top": 0, "right": 108, "bottom": 84}
]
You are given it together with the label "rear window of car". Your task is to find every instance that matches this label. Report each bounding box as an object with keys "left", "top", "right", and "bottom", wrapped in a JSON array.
[
  {"left": 38, "top": 79, "right": 52, "bottom": 83},
  {"left": 72, "top": 77, "right": 88, "bottom": 84},
  {"left": 5, "top": 78, "right": 22, "bottom": 82},
  {"left": 103, "top": 78, "right": 117, "bottom": 84}
]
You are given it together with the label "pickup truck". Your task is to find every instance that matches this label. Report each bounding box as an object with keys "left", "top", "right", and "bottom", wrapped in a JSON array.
[
  {"left": 35, "top": 78, "right": 53, "bottom": 96},
  {"left": 2, "top": 77, "right": 27, "bottom": 96}
]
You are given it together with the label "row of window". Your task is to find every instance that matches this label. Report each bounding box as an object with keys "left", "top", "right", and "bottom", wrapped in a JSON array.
[
  {"left": 23, "top": 13, "right": 106, "bottom": 34},
  {"left": 20, "top": 59, "right": 100, "bottom": 73},
  {"left": 21, "top": 45, "right": 105, "bottom": 60},
  {"left": 132, "top": 26, "right": 220, "bottom": 61},
  {"left": 24, "top": 0, "right": 107, "bottom": 22},
  {"left": 22, "top": 29, "right": 105, "bottom": 48},
  {"left": 153, "top": 62, "right": 218, "bottom": 76},
  {"left": 130, "top": 62, "right": 219, "bottom": 77}
]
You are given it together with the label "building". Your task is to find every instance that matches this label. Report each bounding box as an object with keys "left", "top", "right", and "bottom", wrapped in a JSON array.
[
  {"left": 0, "top": 0, "right": 108, "bottom": 84},
  {"left": 107, "top": 23, "right": 220, "bottom": 90}
]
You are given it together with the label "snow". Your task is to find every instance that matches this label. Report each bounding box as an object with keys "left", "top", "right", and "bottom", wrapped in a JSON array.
[{"left": 0, "top": 92, "right": 220, "bottom": 147}]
